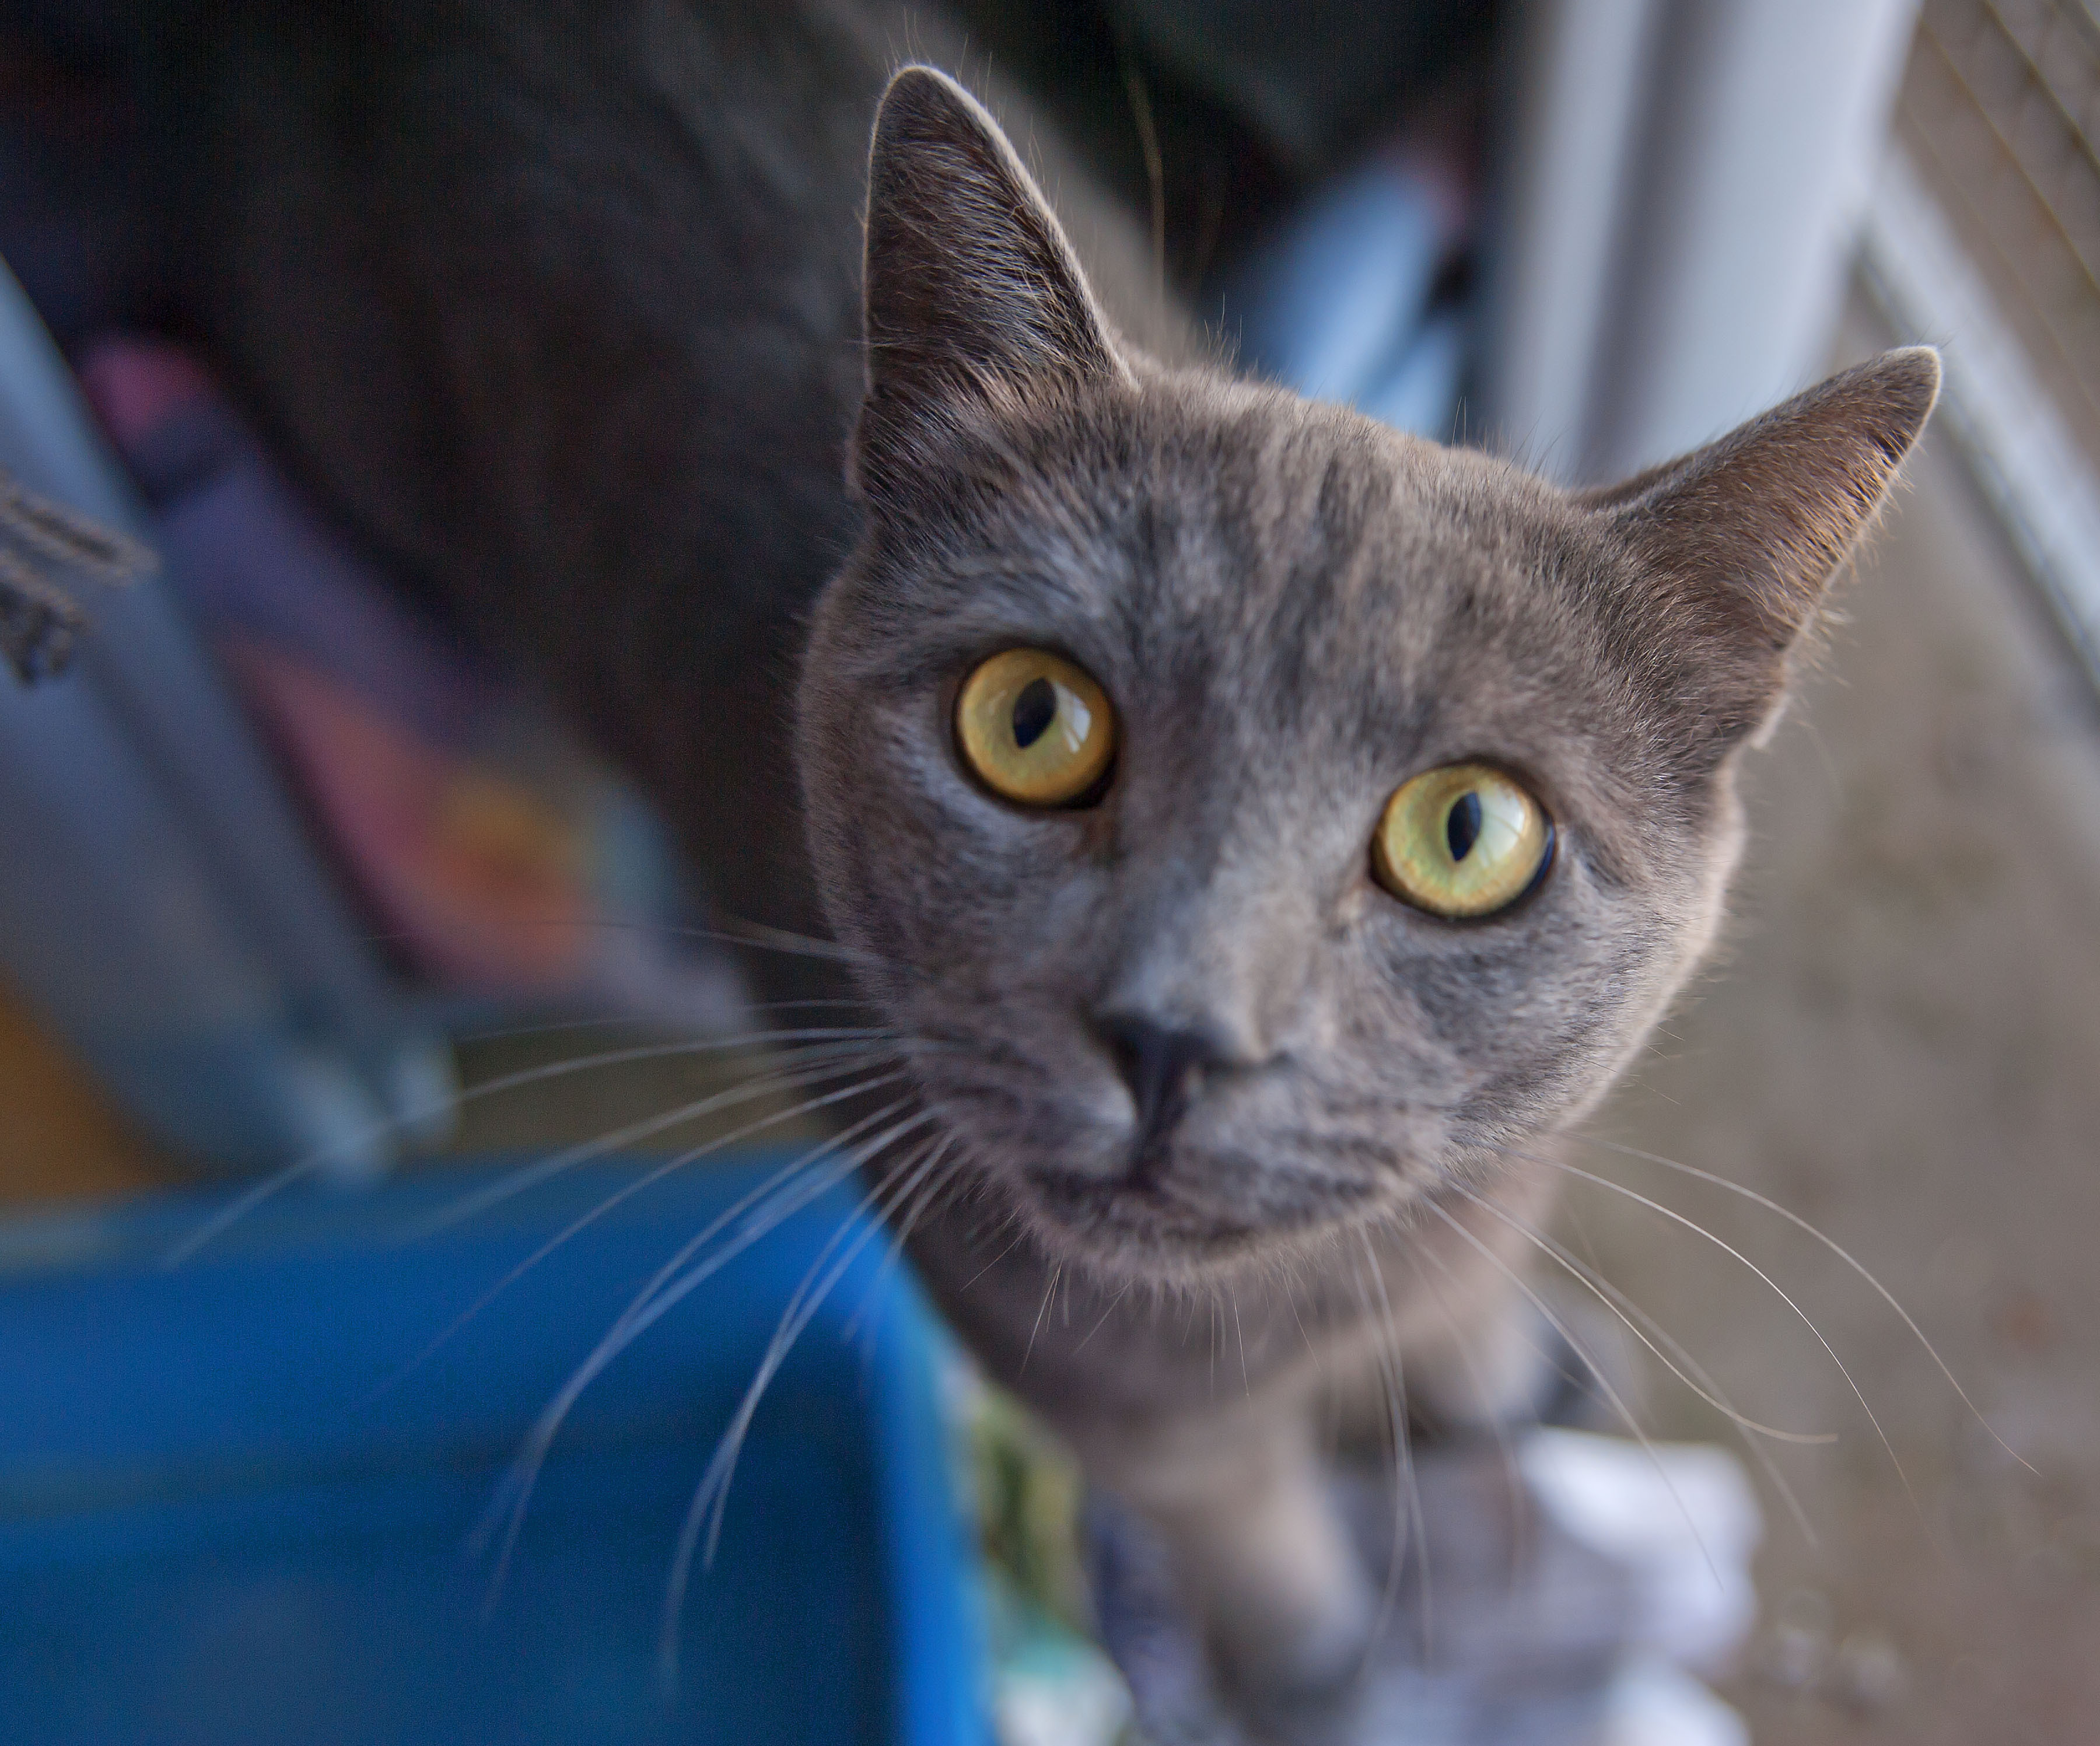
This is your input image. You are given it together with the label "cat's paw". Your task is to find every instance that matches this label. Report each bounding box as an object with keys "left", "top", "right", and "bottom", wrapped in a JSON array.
[
  {"left": 1213, "top": 1571, "right": 1377, "bottom": 1713},
  {"left": 1084, "top": 1488, "right": 1376, "bottom": 1745}
]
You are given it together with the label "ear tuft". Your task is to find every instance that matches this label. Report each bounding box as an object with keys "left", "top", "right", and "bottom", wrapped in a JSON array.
[{"left": 855, "top": 67, "right": 1122, "bottom": 499}]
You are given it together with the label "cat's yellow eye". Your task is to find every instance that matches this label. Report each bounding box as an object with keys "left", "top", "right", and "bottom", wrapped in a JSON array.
[
  {"left": 1372, "top": 762, "right": 1552, "bottom": 918},
  {"left": 955, "top": 648, "right": 1116, "bottom": 807}
]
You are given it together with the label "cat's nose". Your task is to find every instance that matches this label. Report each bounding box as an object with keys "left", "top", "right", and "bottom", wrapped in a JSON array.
[{"left": 1096, "top": 1014, "right": 1239, "bottom": 1158}]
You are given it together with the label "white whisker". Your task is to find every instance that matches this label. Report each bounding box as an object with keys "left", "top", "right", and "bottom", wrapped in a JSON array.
[
  {"left": 162, "top": 1027, "right": 901, "bottom": 1266},
  {"left": 1072, "top": 1278, "right": 1133, "bottom": 1355},
  {"left": 682, "top": 914, "right": 891, "bottom": 971},
  {"left": 360, "top": 912, "right": 893, "bottom": 972},
  {"left": 363, "top": 1059, "right": 911, "bottom": 1402},
  {"left": 957, "top": 1223, "right": 1027, "bottom": 1293},
  {"left": 404, "top": 1040, "right": 897, "bottom": 1239},
  {"left": 656, "top": 1134, "right": 957, "bottom": 1686},
  {"left": 1485, "top": 1143, "right": 1931, "bottom": 1534},
  {"left": 1408, "top": 1244, "right": 1531, "bottom": 1592},
  {"left": 1419, "top": 1196, "right": 1725, "bottom": 1590},
  {"left": 1452, "top": 1185, "right": 1835, "bottom": 1445},
  {"left": 475, "top": 1103, "right": 933, "bottom": 1598},
  {"left": 842, "top": 1136, "right": 963, "bottom": 1348},
  {"left": 1572, "top": 1132, "right": 2032, "bottom": 1474},
  {"left": 1450, "top": 1183, "right": 1824, "bottom": 1551},
  {"left": 1228, "top": 1289, "right": 1250, "bottom": 1398},
  {"left": 1021, "top": 1261, "right": 1062, "bottom": 1374},
  {"left": 1354, "top": 1227, "right": 1429, "bottom": 1667},
  {"left": 453, "top": 998, "right": 877, "bottom": 1045}
]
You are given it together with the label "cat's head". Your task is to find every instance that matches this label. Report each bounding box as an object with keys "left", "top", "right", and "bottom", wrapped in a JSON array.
[{"left": 797, "top": 67, "right": 1938, "bottom": 1283}]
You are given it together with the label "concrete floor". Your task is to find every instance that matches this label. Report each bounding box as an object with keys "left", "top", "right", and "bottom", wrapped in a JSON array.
[{"left": 1579, "top": 315, "right": 2100, "bottom": 1744}]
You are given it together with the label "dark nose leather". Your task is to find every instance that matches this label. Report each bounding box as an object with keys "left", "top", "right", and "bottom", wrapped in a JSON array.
[{"left": 1097, "top": 1014, "right": 1236, "bottom": 1159}]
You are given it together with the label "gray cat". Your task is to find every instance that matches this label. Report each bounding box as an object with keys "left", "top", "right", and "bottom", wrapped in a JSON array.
[
  {"left": 139, "top": 9, "right": 1938, "bottom": 1730},
  {"left": 799, "top": 67, "right": 1936, "bottom": 1716}
]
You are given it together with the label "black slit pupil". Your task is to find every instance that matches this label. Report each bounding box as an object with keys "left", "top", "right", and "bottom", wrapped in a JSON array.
[
  {"left": 1011, "top": 676, "right": 1058, "bottom": 749},
  {"left": 1446, "top": 790, "right": 1483, "bottom": 862}
]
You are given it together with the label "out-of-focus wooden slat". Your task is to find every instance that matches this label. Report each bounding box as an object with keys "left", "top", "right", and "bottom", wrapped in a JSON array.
[{"left": 1902, "top": 0, "right": 2100, "bottom": 473}]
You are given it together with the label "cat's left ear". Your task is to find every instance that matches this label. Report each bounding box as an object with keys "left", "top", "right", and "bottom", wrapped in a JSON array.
[
  {"left": 853, "top": 66, "right": 1128, "bottom": 502},
  {"left": 1578, "top": 347, "right": 1940, "bottom": 745}
]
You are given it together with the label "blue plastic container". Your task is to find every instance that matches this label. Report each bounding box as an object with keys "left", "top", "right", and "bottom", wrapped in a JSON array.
[{"left": 0, "top": 1153, "right": 987, "bottom": 1744}]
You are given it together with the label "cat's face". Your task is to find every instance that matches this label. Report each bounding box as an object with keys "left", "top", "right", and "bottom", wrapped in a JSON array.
[
  {"left": 796, "top": 68, "right": 1937, "bottom": 1282},
  {"left": 804, "top": 380, "right": 1738, "bottom": 1276}
]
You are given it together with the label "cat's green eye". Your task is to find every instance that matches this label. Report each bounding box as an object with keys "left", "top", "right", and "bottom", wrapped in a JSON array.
[
  {"left": 1373, "top": 762, "right": 1552, "bottom": 918},
  {"left": 955, "top": 648, "right": 1116, "bottom": 807}
]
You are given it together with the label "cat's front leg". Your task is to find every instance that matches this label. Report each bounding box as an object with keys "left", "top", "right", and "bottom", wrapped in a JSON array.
[{"left": 1085, "top": 1397, "right": 1376, "bottom": 1705}]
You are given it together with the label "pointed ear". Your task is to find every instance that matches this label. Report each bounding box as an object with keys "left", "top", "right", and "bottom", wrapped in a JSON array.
[
  {"left": 853, "top": 66, "right": 1125, "bottom": 499},
  {"left": 1578, "top": 348, "right": 1940, "bottom": 742}
]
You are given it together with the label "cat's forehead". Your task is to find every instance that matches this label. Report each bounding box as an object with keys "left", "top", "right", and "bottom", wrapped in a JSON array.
[
  {"left": 918, "top": 378, "right": 1607, "bottom": 709},
  {"left": 1143, "top": 388, "right": 1573, "bottom": 624}
]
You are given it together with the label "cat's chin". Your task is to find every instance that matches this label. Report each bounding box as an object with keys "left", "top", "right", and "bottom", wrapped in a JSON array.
[{"left": 1011, "top": 1159, "right": 1378, "bottom": 1281}]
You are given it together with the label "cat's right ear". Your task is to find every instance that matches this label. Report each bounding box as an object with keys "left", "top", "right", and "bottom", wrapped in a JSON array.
[{"left": 853, "top": 66, "right": 1126, "bottom": 503}]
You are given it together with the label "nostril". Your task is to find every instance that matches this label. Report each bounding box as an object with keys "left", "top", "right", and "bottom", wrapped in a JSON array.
[{"left": 1096, "top": 1014, "right": 1232, "bottom": 1151}]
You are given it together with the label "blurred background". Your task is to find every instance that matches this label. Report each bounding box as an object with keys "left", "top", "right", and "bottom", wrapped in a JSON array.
[{"left": 0, "top": 2, "right": 2096, "bottom": 1742}]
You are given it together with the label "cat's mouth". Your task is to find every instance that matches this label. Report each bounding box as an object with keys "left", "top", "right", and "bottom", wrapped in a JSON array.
[
  {"left": 1019, "top": 1165, "right": 1272, "bottom": 1261},
  {"left": 1013, "top": 1146, "right": 1384, "bottom": 1270}
]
